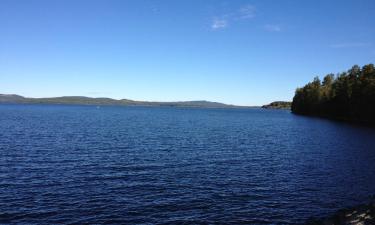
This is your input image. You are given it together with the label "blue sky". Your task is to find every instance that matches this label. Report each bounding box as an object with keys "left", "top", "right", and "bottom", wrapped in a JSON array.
[{"left": 1, "top": 0, "right": 374, "bottom": 105}]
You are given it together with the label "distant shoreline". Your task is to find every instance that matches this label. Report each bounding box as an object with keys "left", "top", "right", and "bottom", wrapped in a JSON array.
[
  {"left": 0, "top": 94, "right": 257, "bottom": 109},
  {"left": 0, "top": 102, "right": 262, "bottom": 110},
  {"left": 262, "top": 101, "right": 292, "bottom": 110}
]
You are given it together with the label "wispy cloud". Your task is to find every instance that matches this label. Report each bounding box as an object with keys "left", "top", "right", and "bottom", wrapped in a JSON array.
[
  {"left": 211, "top": 18, "right": 228, "bottom": 30},
  {"left": 264, "top": 24, "right": 282, "bottom": 32},
  {"left": 211, "top": 4, "right": 256, "bottom": 31},
  {"left": 329, "top": 42, "right": 371, "bottom": 48},
  {"left": 238, "top": 5, "right": 256, "bottom": 19}
]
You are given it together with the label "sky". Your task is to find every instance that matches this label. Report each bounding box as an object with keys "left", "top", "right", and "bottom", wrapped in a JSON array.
[{"left": 0, "top": 0, "right": 374, "bottom": 106}]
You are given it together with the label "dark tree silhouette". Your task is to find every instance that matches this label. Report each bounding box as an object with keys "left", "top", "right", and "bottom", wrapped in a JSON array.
[{"left": 291, "top": 64, "right": 375, "bottom": 124}]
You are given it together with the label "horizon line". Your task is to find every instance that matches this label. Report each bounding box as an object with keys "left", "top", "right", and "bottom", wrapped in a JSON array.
[{"left": 0, "top": 93, "right": 291, "bottom": 107}]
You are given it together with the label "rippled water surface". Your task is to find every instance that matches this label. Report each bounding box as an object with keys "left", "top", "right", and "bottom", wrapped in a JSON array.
[{"left": 1, "top": 104, "right": 375, "bottom": 224}]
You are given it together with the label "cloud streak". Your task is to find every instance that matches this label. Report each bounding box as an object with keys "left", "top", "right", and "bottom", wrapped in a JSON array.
[
  {"left": 211, "top": 18, "right": 228, "bottom": 30},
  {"left": 238, "top": 5, "right": 256, "bottom": 19},
  {"left": 211, "top": 4, "right": 256, "bottom": 31}
]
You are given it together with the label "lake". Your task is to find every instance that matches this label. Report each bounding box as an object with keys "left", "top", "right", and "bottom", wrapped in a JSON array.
[{"left": 1, "top": 104, "right": 375, "bottom": 224}]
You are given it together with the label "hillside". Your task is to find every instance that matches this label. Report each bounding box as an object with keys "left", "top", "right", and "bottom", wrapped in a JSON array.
[{"left": 0, "top": 94, "right": 244, "bottom": 108}]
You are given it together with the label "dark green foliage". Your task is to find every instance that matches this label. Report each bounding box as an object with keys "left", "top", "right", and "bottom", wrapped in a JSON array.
[
  {"left": 262, "top": 101, "right": 291, "bottom": 109},
  {"left": 292, "top": 64, "right": 375, "bottom": 123}
]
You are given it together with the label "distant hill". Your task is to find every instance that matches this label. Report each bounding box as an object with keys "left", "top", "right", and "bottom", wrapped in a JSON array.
[
  {"left": 262, "top": 101, "right": 291, "bottom": 109},
  {"left": 0, "top": 94, "right": 248, "bottom": 108},
  {"left": 0, "top": 94, "right": 26, "bottom": 102}
]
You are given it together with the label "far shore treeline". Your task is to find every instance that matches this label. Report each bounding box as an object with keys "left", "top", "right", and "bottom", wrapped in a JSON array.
[{"left": 291, "top": 64, "right": 375, "bottom": 124}]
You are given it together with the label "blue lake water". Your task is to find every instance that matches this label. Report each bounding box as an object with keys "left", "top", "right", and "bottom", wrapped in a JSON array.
[{"left": 1, "top": 104, "right": 375, "bottom": 224}]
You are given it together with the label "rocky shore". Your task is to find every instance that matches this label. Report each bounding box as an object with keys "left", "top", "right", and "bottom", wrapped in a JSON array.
[{"left": 306, "top": 201, "right": 375, "bottom": 225}]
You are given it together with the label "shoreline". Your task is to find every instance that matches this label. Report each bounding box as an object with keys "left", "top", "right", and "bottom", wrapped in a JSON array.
[
  {"left": 291, "top": 112, "right": 375, "bottom": 128},
  {"left": 305, "top": 200, "right": 375, "bottom": 225}
]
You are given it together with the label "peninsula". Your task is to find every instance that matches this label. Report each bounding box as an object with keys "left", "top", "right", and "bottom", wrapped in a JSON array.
[{"left": 262, "top": 101, "right": 291, "bottom": 110}]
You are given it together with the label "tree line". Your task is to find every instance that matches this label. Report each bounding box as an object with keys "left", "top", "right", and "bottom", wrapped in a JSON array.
[{"left": 291, "top": 64, "right": 375, "bottom": 124}]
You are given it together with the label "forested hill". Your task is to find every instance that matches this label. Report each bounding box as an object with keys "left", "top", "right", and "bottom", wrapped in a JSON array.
[
  {"left": 291, "top": 64, "right": 375, "bottom": 124},
  {"left": 0, "top": 94, "right": 244, "bottom": 108}
]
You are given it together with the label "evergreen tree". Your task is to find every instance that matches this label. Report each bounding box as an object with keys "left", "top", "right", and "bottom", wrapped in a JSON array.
[{"left": 291, "top": 64, "right": 375, "bottom": 124}]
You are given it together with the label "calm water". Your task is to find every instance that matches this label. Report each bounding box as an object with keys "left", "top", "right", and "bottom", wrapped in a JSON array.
[{"left": 1, "top": 104, "right": 375, "bottom": 224}]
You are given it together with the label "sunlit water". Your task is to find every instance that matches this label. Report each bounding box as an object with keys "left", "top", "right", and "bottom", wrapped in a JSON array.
[{"left": 1, "top": 104, "right": 375, "bottom": 224}]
